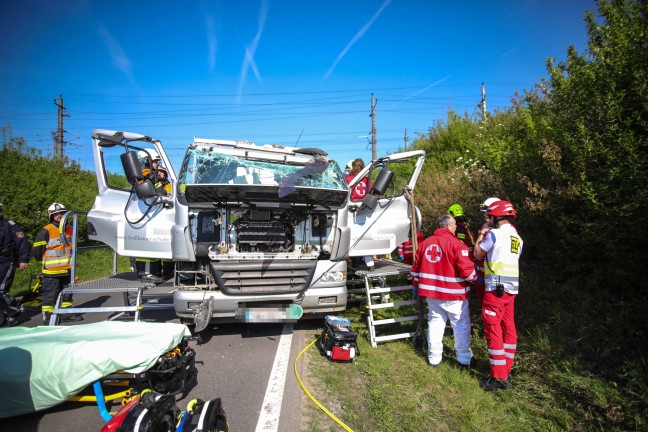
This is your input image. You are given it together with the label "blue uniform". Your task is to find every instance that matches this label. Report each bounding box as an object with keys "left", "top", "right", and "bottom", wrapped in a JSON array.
[{"left": 0, "top": 215, "right": 30, "bottom": 325}]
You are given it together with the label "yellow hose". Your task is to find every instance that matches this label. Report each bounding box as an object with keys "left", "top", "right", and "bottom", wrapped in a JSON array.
[{"left": 293, "top": 335, "right": 355, "bottom": 432}]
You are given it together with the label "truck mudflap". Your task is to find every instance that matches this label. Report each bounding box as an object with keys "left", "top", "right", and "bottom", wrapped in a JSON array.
[{"left": 192, "top": 299, "right": 213, "bottom": 333}]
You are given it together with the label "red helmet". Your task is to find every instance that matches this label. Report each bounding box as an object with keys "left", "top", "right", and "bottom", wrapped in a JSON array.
[{"left": 485, "top": 200, "right": 516, "bottom": 217}]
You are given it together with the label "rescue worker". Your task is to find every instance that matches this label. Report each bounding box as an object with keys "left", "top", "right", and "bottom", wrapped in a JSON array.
[
  {"left": 345, "top": 158, "right": 374, "bottom": 271},
  {"left": 0, "top": 202, "right": 29, "bottom": 326},
  {"left": 153, "top": 166, "right": 172, "bottom": 195},
  {"left": 398, "top": 231, "right": 424, "bottom": 265},
  {"left": 32, "top": 203, "right": 83, "bottom": 324},
  {"left": 345, "top": 158, "right": 368, "bottom": 201},
  {"left": 473, "top": 200, "right": 523, "bottom": 391},
  {"left": 135, "top": 151, "right": 171, "bottom": 283},
  {"left": 410, "top": 214, "right": 476, "bottom": 368},
  {"left": 447, "top": 204, "right": 476, "bottom": 253},
  {"left": 474, "top": 197, "right": 500, "bottom": 305}
]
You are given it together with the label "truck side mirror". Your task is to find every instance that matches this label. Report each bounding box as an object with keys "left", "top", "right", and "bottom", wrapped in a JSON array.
[
  {"left": 134, "top": 179, "right": 157, "bottom": 199},
  {"left": 360, "top": 169, "right": 393, "bottom": 210},
  {"left": 121, "top": 151, "right": 144, "bottom": 183},
  {"left": 370, "top": 169, "right": 393, "bottom": 195}
]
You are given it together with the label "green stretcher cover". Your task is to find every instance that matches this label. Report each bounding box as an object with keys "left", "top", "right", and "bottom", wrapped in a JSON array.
[{"left": 0, "top": 321, "right": 192, "bottom": 419}]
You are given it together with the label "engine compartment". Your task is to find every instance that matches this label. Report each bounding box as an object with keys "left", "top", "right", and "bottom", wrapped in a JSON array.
[{"left": 191, "top": 206, "right": 334, "bottom": 259}]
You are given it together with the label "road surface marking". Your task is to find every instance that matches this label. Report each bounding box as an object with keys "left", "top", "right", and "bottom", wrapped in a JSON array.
[{"left": 256, "top": 323, "right": 294, "bottom": 431}]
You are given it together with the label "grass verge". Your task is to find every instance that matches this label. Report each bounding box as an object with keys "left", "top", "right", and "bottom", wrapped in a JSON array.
[{"left": 299, "top": 277, "right": 647, "bottom": 431}]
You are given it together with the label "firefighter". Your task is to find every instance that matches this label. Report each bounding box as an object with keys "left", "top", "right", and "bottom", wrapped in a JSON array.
[
  {"left": 32, "top": 203, "right": 83, "bottom": 324},
  {"left": 473, "top": 200, "right": 523, "bottom": 391},
  {"left": 474, "top": 197, "right": 500, "bottom": 305},
  {"left": 153, "top": 166, "right": 172, "bottom": 195},
  {"left": 447, "top": 203, "right": 476, "bottom": 253},
  {"left": 134, "top": 152, "right": 172, "bottom": 283},
  {"left": 0, "top": 202, "right": 29, "bottom": 326},
  {"left": 410, "top": 214, "right": 476, "bottom": 368}
]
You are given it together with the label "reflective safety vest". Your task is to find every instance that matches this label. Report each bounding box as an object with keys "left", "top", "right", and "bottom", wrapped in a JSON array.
[
  {"left": 42, "top": 223, "right": 73, "bottom": 275},
  {"left": 484, "top": 224, "right": 523, "bottom": 294}
]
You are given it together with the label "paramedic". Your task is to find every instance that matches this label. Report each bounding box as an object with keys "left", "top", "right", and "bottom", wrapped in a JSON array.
[
  {"left": 345, "top": 158, "right": 374, "bottom": 271},
  {"left": 32, "top": 203, "right": 83, "bottom": 324},
  {"left": 398, "top": 231, "right": 424, "bottom": 264},
  {"left": 0, "top": 202, "right": 29, "bottom": 326},
  {"left": 474, "top": 197, "right": 500, "bottom": 305},
  {"left": 473, "top": 200, "right": 523, "bottom": 391},
  {"left": 411, "top": 214, "right": 476, "bottom": 368}
]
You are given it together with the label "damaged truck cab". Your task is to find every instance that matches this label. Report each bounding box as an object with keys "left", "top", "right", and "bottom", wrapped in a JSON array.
[{"left": 87, "top": 129, "right": 425, "bottom": 328}]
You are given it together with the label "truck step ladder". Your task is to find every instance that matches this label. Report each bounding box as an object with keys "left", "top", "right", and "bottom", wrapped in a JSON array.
[
  {"left": 355, "top": 258, "right": 420, "bottom": 348},
  {"left": 50, "top": 272, "right": 153, "bottom": 326}
]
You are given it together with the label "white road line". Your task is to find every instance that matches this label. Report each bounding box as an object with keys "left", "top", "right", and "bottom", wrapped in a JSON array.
[{"left": 255, "top": 323, "right": 294, "bottom": 432}]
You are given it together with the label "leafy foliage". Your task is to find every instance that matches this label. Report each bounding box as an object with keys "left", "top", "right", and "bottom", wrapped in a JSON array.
[
  {"left": 0, "top": 130, "right": 98, "bottom": 243},
  {"left": 408, "top": 1, "right": 648, "bottom": 428}
]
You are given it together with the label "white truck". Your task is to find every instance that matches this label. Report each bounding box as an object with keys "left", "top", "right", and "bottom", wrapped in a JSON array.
[{"left": 87, "top": 129, "right": 425, "bottom": 329}]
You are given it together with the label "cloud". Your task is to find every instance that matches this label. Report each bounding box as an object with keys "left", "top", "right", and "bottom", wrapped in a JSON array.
[
  {"left": 237, "top": 0, "right": 268, "bottom": 101},
  {"left": 205, "top": 15, "right": 218, "bottom": 72},
  {"left": 323, "top": 0, "right": 392, "bottom": 81},
  {"left": 96, "top": 25, "right": 135, "bottom": 83}
]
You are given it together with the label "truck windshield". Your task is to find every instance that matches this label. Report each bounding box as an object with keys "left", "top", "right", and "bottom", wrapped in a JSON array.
[{"left": 177, "top": 147, "right": 348, "bottom": 196}]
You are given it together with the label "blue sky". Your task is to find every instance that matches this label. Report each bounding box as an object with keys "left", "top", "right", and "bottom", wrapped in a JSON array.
[{"left": 0, "top": 0, "right": 596, "bottom": 173}]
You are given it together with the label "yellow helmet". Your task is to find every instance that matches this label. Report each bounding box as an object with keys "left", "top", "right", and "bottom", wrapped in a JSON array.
[{"left": 447, "top": 203, "right": 464, "bottom": 217}]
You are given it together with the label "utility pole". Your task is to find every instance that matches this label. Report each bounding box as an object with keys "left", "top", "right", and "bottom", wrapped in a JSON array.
[
  {"left": 370, "top": 93, "right": 377, "bottom": 161},
  {"left": 479, "top": 82, "right": 487, "bottom": 122},
  {"left": 404, "top": 128, "right": 409, "bottom": 151},
  {"left": 53, "top": 95, "right": 69, "bottom": 159}
]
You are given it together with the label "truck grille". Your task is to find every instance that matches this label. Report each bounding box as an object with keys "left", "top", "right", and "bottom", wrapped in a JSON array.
[{"left": 210, "top": 260, "right": 317, "bottom": 295}]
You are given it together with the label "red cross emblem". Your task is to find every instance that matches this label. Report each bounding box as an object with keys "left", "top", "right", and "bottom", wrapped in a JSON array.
[
  {"left": 354, "top": 181, "right": 367, "bottom": 198},
  {"left": 425, "top": 244, "right": 442, "bottom": 263}
]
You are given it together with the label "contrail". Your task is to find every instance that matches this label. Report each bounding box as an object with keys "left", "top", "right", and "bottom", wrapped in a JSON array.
[
  {"left": 237, "top": 0, "right": 268, "bottom": 101},
  {"left": 323, "top": 0, "right": 392, "bottom": 81},
  {"left": 205, "top": 15, "right": 218, "bottom": 73},
  {"left": 97, "top": 24, "right": 135, "bottom": 83}
]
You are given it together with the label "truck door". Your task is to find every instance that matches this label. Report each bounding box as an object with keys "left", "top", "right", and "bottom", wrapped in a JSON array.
[
  {"left": 87, "top": 129, "right": 178, "bottom": 259},
  {"left": 346, "top": 150, "right": 425, "bottom": 257}
]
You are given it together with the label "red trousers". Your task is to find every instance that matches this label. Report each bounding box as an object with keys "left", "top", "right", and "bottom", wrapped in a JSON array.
[{"left": 482, "top": 291, "right": 517, "bottom": 379}]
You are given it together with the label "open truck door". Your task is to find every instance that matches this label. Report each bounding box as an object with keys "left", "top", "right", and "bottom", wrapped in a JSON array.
[
  {"left": 345, "top": 150, "right": 425, "bottom": 257},
  {"left": 87, "top": 129, "right": 186, "bottom": 260}
]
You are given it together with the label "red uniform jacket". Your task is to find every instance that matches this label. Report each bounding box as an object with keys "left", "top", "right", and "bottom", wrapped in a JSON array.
[
  {"left": 398, "top": 231, "right": 424, "bottom": 264},
  {"left": 345, "top": 173, "right": 369, "bottom": 201},
  {"left": 410, "top": 228, "right": 476, "bottom": 301}
]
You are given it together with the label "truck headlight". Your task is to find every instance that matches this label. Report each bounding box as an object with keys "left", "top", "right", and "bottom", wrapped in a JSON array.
[{"left": 320, "top": 271, "right": 346, "bottom": 283}]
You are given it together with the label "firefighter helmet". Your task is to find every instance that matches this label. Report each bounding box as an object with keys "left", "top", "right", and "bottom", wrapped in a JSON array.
[
  {"left": 47, "top": 203, "right": 68, "bottom": 219},
  {"left": 345, "top": 160, "right": 354, "bottom": 171},
  {"left": 485, "top": 200, "right": 516, "bottom": 217},
  {"left": 137, "top": 149, "right": 160, "bottom": 160},
  {"left": 480, "top": 197, "right": 500, "bottom": 212},
  {"left": 447, "top": 203, "right": 464, "bottom": 217}
]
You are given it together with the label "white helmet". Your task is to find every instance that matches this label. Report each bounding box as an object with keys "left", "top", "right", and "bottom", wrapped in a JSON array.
[
  {"left": 47, "top": 203, "right": 68, "bottom": 219},
  {"left": 345, "top": 160, "right": 354, "bottom": 171},
  {"left": 480, "top": 197, "right": 500, "bottom": 212},
  {"left": 137, "top": 149, "right": 161, "bottom": 161}
]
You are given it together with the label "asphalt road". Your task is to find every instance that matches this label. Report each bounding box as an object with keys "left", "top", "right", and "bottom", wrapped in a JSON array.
[{"left": 0, "top": 280, "right": 322, "bottom": 432}]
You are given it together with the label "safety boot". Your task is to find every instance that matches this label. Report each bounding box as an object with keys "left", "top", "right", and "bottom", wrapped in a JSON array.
[
  {"left": 42, "top": 312, "right": 52, "bottom": 325},
  {"left": 479, "top": 377, "right": 512, "bottom": 391}
]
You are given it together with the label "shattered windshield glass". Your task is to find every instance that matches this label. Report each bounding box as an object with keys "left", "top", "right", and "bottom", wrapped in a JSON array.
[{"left": 177, "top": 147, "right": 348, "bottom": 196}]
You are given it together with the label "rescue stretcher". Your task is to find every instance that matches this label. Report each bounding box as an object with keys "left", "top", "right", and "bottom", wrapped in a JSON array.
[{"left": 0, "top": 321, "right": 194, "bottom": 420}]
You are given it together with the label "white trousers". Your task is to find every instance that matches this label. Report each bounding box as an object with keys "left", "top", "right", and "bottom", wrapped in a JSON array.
[{"left": 426, "top": 297, "right": 472, "bottom": 366}]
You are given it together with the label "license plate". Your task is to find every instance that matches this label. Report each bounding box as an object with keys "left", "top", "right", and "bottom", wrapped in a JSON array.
[{"left": 237, "top": 304, "right": 303, "bottom": 323}]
